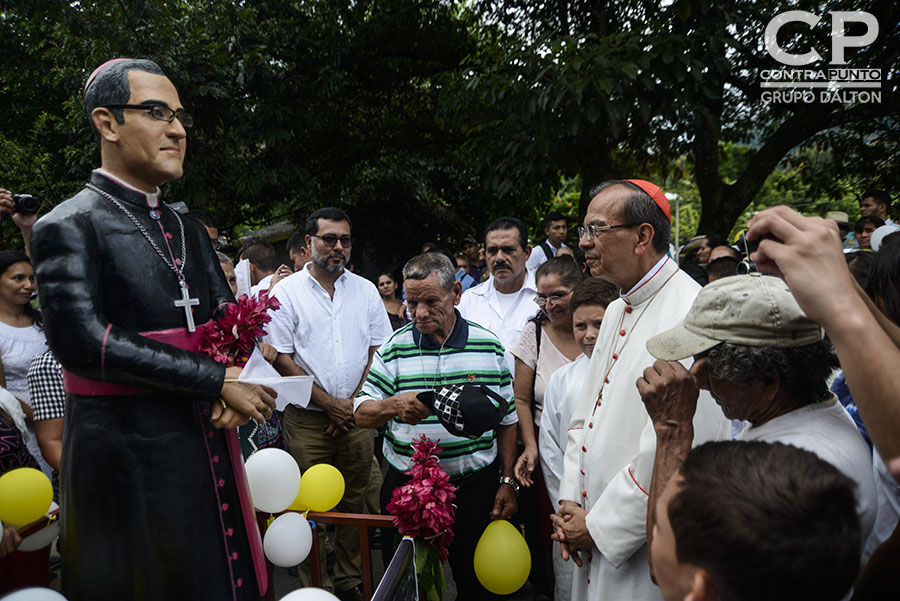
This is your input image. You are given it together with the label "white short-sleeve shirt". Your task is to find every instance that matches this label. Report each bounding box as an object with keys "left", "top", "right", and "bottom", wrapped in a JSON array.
[
  {"left": 457, "top": 272, "right": 538, "bottom": 373},
  {"left": 266, "top": 264, "right": 392, "bottom": 408}
]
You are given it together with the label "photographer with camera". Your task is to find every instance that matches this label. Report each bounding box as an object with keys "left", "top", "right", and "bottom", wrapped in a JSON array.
[{"left": 0, "top": 188, "right": 40, "bottom": 258}]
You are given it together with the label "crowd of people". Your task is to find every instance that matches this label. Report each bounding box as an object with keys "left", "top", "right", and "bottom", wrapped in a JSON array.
[{"left": 1, "top": 57, "right": 899, "bottom": 601}]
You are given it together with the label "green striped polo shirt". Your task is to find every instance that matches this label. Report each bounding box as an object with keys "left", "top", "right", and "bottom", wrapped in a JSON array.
[{"left": 355, "top": 311, "right": 516, "bottom": 481}]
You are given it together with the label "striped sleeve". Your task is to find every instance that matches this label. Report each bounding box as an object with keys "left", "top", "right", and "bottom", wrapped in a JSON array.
[{"left": 354, "top": 336, "right": 399, "bottom": 413}]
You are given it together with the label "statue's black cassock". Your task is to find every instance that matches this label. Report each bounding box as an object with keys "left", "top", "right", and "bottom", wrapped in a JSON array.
[{"left": 31, "top": 171, "right": 258, "bottom": 601}]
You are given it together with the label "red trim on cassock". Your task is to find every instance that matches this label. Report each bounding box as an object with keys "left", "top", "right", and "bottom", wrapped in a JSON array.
[
  {"left": 624, "top": 257, "right": 669, "bottom": 300},
  {"left": 628, "top": 467, "right": 650, "bottom": 496},
  {"left": 100, "top": 323, "right": 113, "bottom": 380}
]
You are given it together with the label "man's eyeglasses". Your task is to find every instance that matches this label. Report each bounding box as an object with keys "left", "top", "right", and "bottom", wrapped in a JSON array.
[
  {"left": 534, "top": 291, "right": 573, "bottom": 307},
  {"left": 578, "top": 223, "right": 639, "bottom": 240},
  {"left": 103, "top": 104, "right": 194, "bottom": 128},
  {"left": 311, "top": 234, "right": 353, "bottom": 248}
]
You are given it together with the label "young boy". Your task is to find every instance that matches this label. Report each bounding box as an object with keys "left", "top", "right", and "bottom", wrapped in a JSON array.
[{"left": 539, "top": 277, "right": 618, "bottom": 601}]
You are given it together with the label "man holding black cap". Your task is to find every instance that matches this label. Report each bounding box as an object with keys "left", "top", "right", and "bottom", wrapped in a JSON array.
[
  {"left": 354, "top": 251, "right": 518, "bottom": 598},
  {"left": 552, "top": 180, "right": 729, "bottom": 601}
]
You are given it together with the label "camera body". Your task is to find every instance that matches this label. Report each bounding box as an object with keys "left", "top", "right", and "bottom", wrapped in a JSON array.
[
  {"left": 11, "top": 194, "right": 39, "bottom": 215},
  {"left": 737, "top": 230, "right": 779, "bottom": 274}
]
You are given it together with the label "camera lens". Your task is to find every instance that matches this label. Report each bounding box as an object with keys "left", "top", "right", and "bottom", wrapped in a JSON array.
[
  {"left": 737, "top": 261, "right": 756, "bottom": 275},
  {"left": 11, "top": 194, "right": 39, "bottom": 216}
]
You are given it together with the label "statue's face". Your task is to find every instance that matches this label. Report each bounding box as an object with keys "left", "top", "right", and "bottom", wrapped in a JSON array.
[{"left": 114, "top": 70, "right": 187, "bottom": 189}]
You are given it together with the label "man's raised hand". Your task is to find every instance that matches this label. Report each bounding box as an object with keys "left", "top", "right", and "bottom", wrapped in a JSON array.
[
  {"left": 637, "top": 359, "right": 699, "bottom": 432},
  {"left": 747, "top": 206, "right": 856, "bottom": 327}
]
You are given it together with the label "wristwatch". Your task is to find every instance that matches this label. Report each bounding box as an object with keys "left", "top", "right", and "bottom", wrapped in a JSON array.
[{"left": 499, "top": 475, "right": 520, "bottom": 496}]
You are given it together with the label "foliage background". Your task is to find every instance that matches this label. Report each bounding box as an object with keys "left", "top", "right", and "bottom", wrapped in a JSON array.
[{"left": 2, "top": 0, "right": 898, "bottom": 275}]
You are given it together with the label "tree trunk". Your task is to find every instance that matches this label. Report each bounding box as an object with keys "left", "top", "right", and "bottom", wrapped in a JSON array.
[
  {"left": 696, "top": 185, "right": 754, "bottom": 237},
  {"left": 578, "top": 152, "right": 612, "bottom": 219}
]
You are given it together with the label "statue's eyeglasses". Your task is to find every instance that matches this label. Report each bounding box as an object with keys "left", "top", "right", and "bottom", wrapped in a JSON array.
[{"left": 103, "top": 103, "right": 194, "bottom": 128}]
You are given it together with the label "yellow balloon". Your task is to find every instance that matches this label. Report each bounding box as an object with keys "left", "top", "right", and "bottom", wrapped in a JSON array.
[
  {"left": 287, "top": 488, "right": 307, "bottom": 512},
  {"left": 0, "top": 467, "right": 53, "bottom": 527},
  {"left": 473, "top": 519, "right": 531, "bottom": 594},
  {"left": 297, "top": 464, "right": 344, "bottom": 512}
]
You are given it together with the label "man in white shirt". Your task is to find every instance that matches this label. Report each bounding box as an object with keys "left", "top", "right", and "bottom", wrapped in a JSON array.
[
  {"left": 267, "top": 207, "right": 392, "bottom": 599},
  {"left": 551, "top": 180, "right": 730, "bottom": 601},
  {"left": 458, "top": 216, "right": 538, "bottom": 372},
  {"left": 638, "top": 273, "right": 877, "bottom": 574},
  {"left": 525, "top": 211, "right": 569, "bottom": 272}
]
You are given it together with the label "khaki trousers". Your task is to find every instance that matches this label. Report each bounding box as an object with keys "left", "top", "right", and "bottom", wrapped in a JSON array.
[{"left": 282, "top": 406, "right": 373, "bottom": 591}]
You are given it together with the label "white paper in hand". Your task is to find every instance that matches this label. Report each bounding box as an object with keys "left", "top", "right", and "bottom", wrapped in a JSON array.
[
  {"left": 238, "top": 347, "right": 313, "bottom": 411},
  {"left": 234, "top": 258, "right": 252, "bottom": 299}
]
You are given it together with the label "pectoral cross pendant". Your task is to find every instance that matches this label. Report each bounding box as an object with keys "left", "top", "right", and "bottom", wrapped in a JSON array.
[{"left": 173, "top": 280, "right": 200, "bottom": 332}]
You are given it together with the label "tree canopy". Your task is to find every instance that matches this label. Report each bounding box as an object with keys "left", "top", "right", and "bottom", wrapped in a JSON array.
[
  {"left": 458, "top": 0, "right": 900, "bottom": 235},
  {"left": 2, "top": 0, "right": 898, "bottom": 272}
]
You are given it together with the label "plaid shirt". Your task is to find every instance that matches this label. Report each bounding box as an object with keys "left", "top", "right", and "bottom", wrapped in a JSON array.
[{"left": 28, "top": 350, "right": 65, "bottom": 421}]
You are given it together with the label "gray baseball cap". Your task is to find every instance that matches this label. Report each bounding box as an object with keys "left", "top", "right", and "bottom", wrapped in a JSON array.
[{"left": 646, "top": 273, "right": 824, "bottom": 360}]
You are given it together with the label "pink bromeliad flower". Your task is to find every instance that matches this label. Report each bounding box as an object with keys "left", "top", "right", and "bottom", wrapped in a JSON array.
[
  {"left": 200, "top": 290, "right": 280, "bottom": 367},
  {"left": 386, "top": 435, "right": 457, "bottom": 561}
]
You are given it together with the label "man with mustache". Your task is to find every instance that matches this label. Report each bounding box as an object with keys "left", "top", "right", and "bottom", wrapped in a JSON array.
[
  {"left": 267, "top": 206, "right": 392, "bottom": 600},
  {"left": 458, "top": 217, "right": 538, "bottom": 372}
]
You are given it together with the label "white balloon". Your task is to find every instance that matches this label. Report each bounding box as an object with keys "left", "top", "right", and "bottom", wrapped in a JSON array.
[
  {"left": 245, "top": 448, "right": 301, "bottom": 513},
  {"left": 279, "top": 588, "right": 339, "bottom": 601},
  {"left": 18, "top": 502, "right": 60, "bottom": 552},
  {"left": 0, "top": 588, "right": 68, "bottom": 600},
  {"left": 263, "top": 512, "right": 313, "bottom": 568}
]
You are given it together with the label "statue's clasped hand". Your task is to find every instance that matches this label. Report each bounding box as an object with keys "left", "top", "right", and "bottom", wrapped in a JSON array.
[{"left": 213, "top": 380, "right": 277, "bottom": 429}]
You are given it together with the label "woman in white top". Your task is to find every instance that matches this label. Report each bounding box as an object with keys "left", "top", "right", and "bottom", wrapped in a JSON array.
[
  {"left": 510, "top": 255, "right": 584, "bottom": 597},
  {"left": 0, "top": 251, "right": 49, "bottom": 474},
  {"left": 512, "top": 255, "right": 585, "bottom": 485}
]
